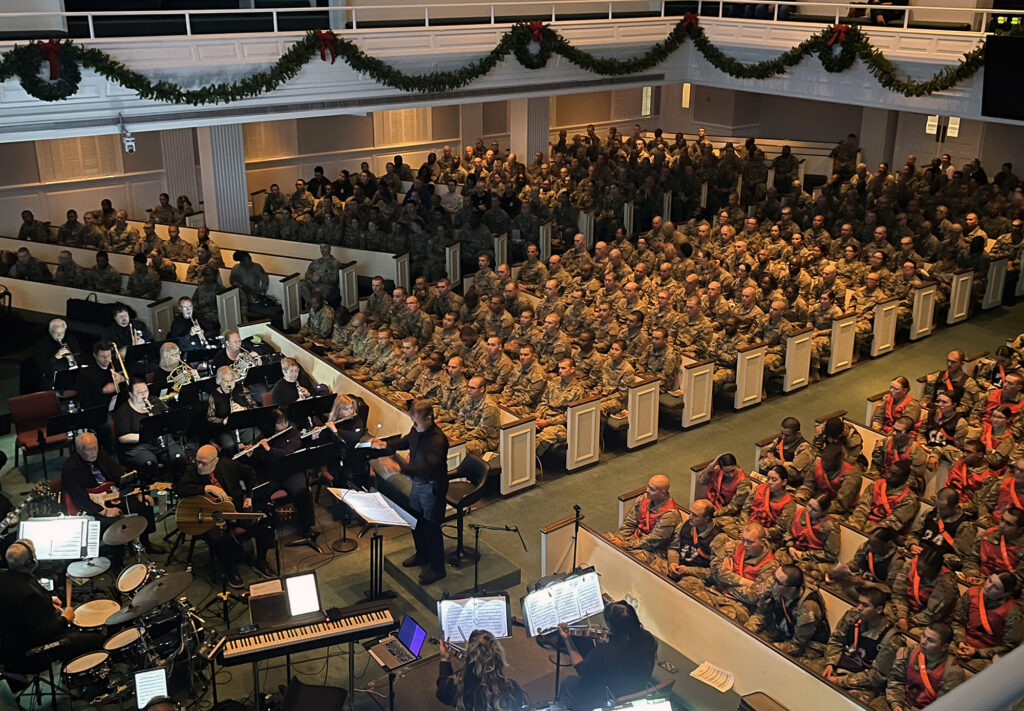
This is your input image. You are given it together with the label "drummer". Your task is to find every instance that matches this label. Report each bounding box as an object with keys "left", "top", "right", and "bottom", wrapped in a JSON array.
[
  {"left": 0, "top": 539, "right": 104, "bottom": 676},
  {"left": 61, "top": 432, "right": 165, "bottom": 555}
]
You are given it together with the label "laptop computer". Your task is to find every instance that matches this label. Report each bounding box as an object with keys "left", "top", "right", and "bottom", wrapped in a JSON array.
[{"left": 368, "top": 615, "right": 426, "bottom": 670}]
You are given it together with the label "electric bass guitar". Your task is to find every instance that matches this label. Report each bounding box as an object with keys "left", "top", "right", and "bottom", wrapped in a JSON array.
[{"left": 175, "top": 495, "right": 266, "bottom": 535}]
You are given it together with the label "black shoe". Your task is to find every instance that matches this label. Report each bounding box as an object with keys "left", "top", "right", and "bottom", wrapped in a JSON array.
[
  {"left": 227, "top": 572, "right": 244, "bottom": 590},
  {"left": 401, "top": 554, "right": 421, "bottom": 568},
  {"left": 418, "top": 567, "right": 446, "bottom": 585},
  {"left": 144, "top": 542, "right": 167, "bottom": 555},
  {"left": 252, "top": 560, "right": 275, "bottom": 579}
]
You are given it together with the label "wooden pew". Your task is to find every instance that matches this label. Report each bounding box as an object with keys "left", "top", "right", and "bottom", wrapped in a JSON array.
[
  {"left": 681, "top": 357, "right": 715, "bottom": 428},
  {"left": 784, "top": 326, "right": 813, "bottom": 393},
  {"left": 617, "top": 485, "right": 648, "bottom": 527},
  {"left": 734, "top": 342, "right": 766, "bottom": 410},
  {"left": 910, "top": 282, "right": 937, "bottom": 340},
  {"left": 538, "top": 520, "right": 864, "bottom": 711},
  {"left": 493, "top": 234, "right": 508, "bottom": 268},
  {"left": 946, "top": 269, "right": 974, "bottom": 325},
  {"left": 0, "top": 278, "right": 173, "bottom": 336},
  {"left": 687, "top": 460, "right": 711, "bottom": 508},
  {"left": 662, "top": 191, "right": 672, "bottom": 222},
  {"left": 870, "top": 297, "right": 899, "bottom": 358},
  {"left": 846, "top": 420, "right": 885, "bottom": 463},
  {"left": 828, "top": 311, "right": 857, "bottom": 375},
  {"left": 566, "top": 394, "right": 602, "bottom": 471},
  {"left": 499, "top": 415, "right": 536, "bottom": 495},
  {"left": 626, "top": 375, "right": 660, "bottom": 449},
  {"left": 622, "top": 201, "right": 635, "bottom": 235},
  {"left": 982, "top": 257, "right": 1009, "bottom": 310},
  {"left": 216, "top": 287, "right": 243, "bottom": 332}
]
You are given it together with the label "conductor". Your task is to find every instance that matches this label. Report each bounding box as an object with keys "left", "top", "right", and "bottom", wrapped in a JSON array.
[{"left": 369, "top": 400, "right": 450, "bottom": 585}]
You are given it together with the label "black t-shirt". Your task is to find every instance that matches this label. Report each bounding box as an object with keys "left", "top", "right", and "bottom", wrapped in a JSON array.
[
  {"left": 212, "top": 349, "right": 236, "bottom": 369},
  {"left": 76, "top": 363, "right": 115, "bottom": 409},
  {"left": 271, "top": 379, "right": 300, "bottom": 408},
  {"left": 113, "top": 399, "right": 167, "bottom": 439},
  {"left": 571, "top": 633, "right": 657, "bottom": 711}
]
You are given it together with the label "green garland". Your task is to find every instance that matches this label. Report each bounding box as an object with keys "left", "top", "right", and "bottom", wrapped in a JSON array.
[{"left": 0, "top": 20, "right": 986, "bottom": 105}]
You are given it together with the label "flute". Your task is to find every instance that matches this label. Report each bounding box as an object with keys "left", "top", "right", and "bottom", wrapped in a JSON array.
[{"left": 232, "top": 426, "right": 293, "bottom": 459}]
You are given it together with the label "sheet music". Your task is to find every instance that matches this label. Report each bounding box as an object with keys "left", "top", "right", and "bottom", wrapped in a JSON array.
[
  {"left": 249, "top": 580, "right": 283, "bottom": 598},
  {"left": 135, "top": 669, "right": 168, "bottom": 708},
  {"left": 86, "top": 520, "right": 101, "bottom": 558},
  {"left": 690, "top": 661, "right": 735, "bottom": 692},
  {"left": 20, "top": 518, "right": 86, "bottom": 560},
  {"left": 326, "top": 489, "right": 415, "bottom": 528},
  {"left": 522, "top": 571, "right": 604, "bottom": 636},
  {"left": 438, "top": 596, "right": 510, "bottom": 642}
]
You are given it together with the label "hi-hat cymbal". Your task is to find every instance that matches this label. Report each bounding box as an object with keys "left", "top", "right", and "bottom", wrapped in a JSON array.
[
  {"left": 105, "top": 600, "right": 156, "bottom": 625},
  {"left": 132, "top": 571, "right": 193, "bottom": 610},
  {"left": 102, "top": 516, "right": 148, "bottom": 545},
  {"left": 67, "top": 557, "right": 111, "bottom": 579}
]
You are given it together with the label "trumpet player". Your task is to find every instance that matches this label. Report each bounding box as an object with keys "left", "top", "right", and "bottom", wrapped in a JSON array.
[
  {"left": 208, "top": 366, "right": 258, "bottom": 453},
  {"left": 168, "top": 296, "right": 213, "bottom": 351},
  {"left": 103, "top": 305, "right": 153, "bottom": 351},
  {"left": 34, "top": 318, "right": 81, "bottom": 390},
  {"left": 271, "top": 357, "right": 314, "bottom": 407},
  {"left": 114, "top": 378, "right": 184, "bottom": 473}
]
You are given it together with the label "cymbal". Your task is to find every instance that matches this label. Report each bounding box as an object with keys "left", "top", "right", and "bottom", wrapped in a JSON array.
[
  {"left": 102, "top": 516, "right": 148, "bottom": 545},
  {"left": 132, "top": 571, "right": 193, "bottom": 610},
  {"left": 67, "top": 557, "right": 111, "bottom": 579},
  {"left": 106, "top": 600, "right": 156, "bottom": 625}
]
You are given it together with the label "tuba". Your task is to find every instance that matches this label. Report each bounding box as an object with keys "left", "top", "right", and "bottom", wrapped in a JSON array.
[{"left": 230, "top": 348, "right": 261, "bottom": 379}]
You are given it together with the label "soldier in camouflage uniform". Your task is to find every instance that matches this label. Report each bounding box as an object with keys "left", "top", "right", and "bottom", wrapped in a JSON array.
[
  {"left": 137, "top": 222, "right": 166, "bottom": 257},
  {"left": 363, "top": 276, "right": 391, "bottom": 328},
  {"left": 517, "top": 244, "right": 548, "bottom": 291},
  {"left": 53, "top": 250, "right": 88, "bottom": 288},
  {"left": 359, "top": 329, "right": 401, "bottom": 391},
  {"left": 536, "top": 313, "right": 573, "bottom": 373},
  {"left": 598, "top": 339, "right": 637, "bottom": 417},
  {"left": 853, "top": 273, "right": 890, "bottom": 355},
  {"left": 126, "top": 254, "right": 162, "bottom": 300},
  {"left": 85, "top": 251, "right": 122, "bottom": 294},
  {"left": 103, "top": 210, "right": 139, "bottom": 254},
  {"left": 471, "top": 253, "right": 502, "bottom": 300},
  {"left": 408, "top": 351, "right": 449, "bottom": 404},
  {"left": 592, "top": 302, "right": 621, "bottom": 354},
  {"left": 459, "top": 213, "right": 493, "bottom": 273},
  {"left": 148, "top": 248, "right": 176, "bottom": 282},
  {"left": 622, "top": 311, "right": 651, "bottom": 368},
  {"left": 677, "top": 296, "right": 714, "bottom": 359},
  {"left": 572, "top": 330, "right": 607, "bottom": 390},
  {"left": 381, "top": 337, "right": 425, "bottom": 394},
  {"left": 452, "top": 327, "right": 488, "bottom": 377},
  {"left": 735, "top": 286, "right": 766, "bottom": 336},
  {"left": 648, "top": 290, "right": 682, "bottom": 342},
  {"left": 809, "top": 290, "right": 845, "bottom": 377},
  {"left": 561, "top": 232, "right": 592, "bottom": 277},
  {"left": 891, "top": 260, "right": 924, "bottom": 332},
  {"left": 329, "top": 311, "right": 365, "bottom": 356},
  {"left": 562, "top": 288, "right": 596, "bottom": 340},
  {"left": 534, "top": 279, "right": 566, "bottom": 325},
  {"left": 756, "top": 300, "right": 794, "bottom": 387},
  {"left": 297, "top": 291, "right": 335, "bottom": 343},
  {"left": 709, "top": 317, "right": 749, "bottom": 396},
  {"left": 479, "top": 336, "right": 514, "bottom": 394},
  {"left": 394, "top": 295, "right": 436, "bottom": 345},
  {"left": 185, "top": 245, "right": 217, "bottom": 284},
  {"left": 301, "top": 242, "right": 341, "bottom": 306},
  {"left": 191, "top": 265, "right": 222, "bottom": 331},
  {"left": 502, "top": 281, "right": 532, "bottom": 319},
  {"left": 412, "top": 277, "right": 439, "bottom": 317},
  {"left": 546, "top": 255, "right": 574, "bottom": 291},
  {"left": 79, "top": 212, "right": 107, "bottom": 249},
  {"left": 536, "top": 358, "right": 586, "bottom": 457},
  {"left": 500, "top": 343, "right": 549, "bottom": 417},
  {"left": 641, "top": 328, "right": 681, "bottom": 393},
  {"left": 17, "top": 209, "right": 51, "bottom": 242},
  {"left": 744, "top": 564, "right": 829, "bottom": 661},
  {"left": 434, "top": 278, "right": 464, "bottom": 323},
  {"left": 437, "top": 357, "right": 470, "bottom": 423},
  {"left": 447, "top": 377, "right": 500, "bottom": 457},
  {"left": 481, "top": 296, "right": 515, "bottom": 342},
  {"left": 163, "top": 224, "right": 195, "bottom": 262},
  {"left": 429, "top": 312, "right": 462, "bottom": 360}
]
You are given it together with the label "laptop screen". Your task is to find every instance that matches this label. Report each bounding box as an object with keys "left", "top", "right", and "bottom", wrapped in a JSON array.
[
  {"left": 397, "top": 615, "right": 426, "bottom": 657},
  {"left": 284, "top": 573, "right": 320, "bottom": 617}
]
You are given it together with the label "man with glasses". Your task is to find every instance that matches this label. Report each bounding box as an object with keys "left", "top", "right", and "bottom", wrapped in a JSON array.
[
  {"left": 654, "top": 499, "right": 723, "bottom": 585},
  {"left": 745, "top": 564, "right": 829, "bottom": 659}
]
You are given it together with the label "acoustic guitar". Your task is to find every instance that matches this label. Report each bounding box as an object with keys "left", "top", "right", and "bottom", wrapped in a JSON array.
[{"left": 175, "top": 496, "right": 266, "bottom": 535}]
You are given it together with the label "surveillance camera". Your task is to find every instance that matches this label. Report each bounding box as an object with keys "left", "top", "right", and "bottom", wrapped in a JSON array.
[{"left": 122, "top": 134, "right": 136, "bottom": 154}]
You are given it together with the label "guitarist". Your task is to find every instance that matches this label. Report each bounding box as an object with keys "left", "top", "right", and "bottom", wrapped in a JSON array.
[
  {"left": 176, "top": 444, "right": 267, "bottom": 588},
  {"left": 61, "top": 432, "right": 164, "bottom": 555}
]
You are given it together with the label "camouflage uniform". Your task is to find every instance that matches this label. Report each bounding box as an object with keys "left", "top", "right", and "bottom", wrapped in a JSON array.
[
  {"left": 709, "top": 330, "right": 748, "bottom": 393},
  {"left": 103, "top": 224, "right": 139, "bottom": 254},
  {"left": 622, "top": 327, "right": 651, "bottom": 368},
  {"left": 561, "top": 247, "right": 593, "bottom": 276},
  {"left": 299, "top": 304, "right": 335, "bottom": 341},
  {"left": 676, "top": 315, "right": 714, "bottom": 359},
  {"left": 518, "top": 260, "right": 548, "bottom": 290},
  {"left": 534, "top": 297, "right": 566, "bottom": 325},
  {"left": 126, "top": 267, "right": 162, "bottom": 300},
  {"left": 85, "top": 264, "right": 123, "bottom": 294},
  {"left": 816, "top": 609, "right": 900, "bottom": 706},
  {"left": 481, "top": 310, "right": 515, "bottom": 342},
  {"left": 745, "top": 588, "right": 828, "bottom": 659},
  {"left": 478, "top": 352, "right": 515, "bottom": 394},
  {"left": 434, "top": 291, "right": 465, "bottom": 321},
  {"left": 394, "top": 309, "right": 435, "bottom": 344},
  {"left": 592, "top": 317, "right": 621, "bottom": 354},
  {"left": 383, "top": 353, "right": 424, "bottom": 393},
  {"left": 301, "top": 255, "right": 341, "bottom": 304},
  {"left": 471, "top": 270, "right": 502, "bottom": 300},
  {"left": 53, "top": 262, "right": 88, "bottom": 288},
  {"left": 756, "top": 315, "right": 793, "bottom": 381},
  {"left": 410, "top": 368, "right": 449, "bottom": 403},
  {"left": 535, "top": 377, "right": 586, "bottom": 456},
  {"left": 572, "top": 347, "right": 606, "bottom": 390},
  {"left": 536, "top": 330, "right": 572, "bottom": 372},
  {"left": 437, "top": 374, "right": 469, "bottom": 422},
  {"left": 599, "top": 357, "right": 636, "bottom": 416},
  {"left": 363, "top": 292, "right": 392, "bottom": 328},
  {"left": 561, "top": 302, "right": 596, "bottom": 339},
  {"left": 677, "top": 539, "right": 778, "bottom": 624},
  {"left": 641, "top": 345, "right": 681, "bottom": 392},
  {"left": 500, "top": 361, "right": 549, "bottom": 416},
  {"left": 810, "top": 303, "right": 845, "bottom": 372},
  {"left": 191, "top": 282, "right": 221, "bottom": 329},
  {"left": 449, "top": 395, "right": 501, "bottom": 457}
]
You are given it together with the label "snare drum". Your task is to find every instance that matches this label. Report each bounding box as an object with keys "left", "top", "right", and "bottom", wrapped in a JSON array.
[
  {"left": 103, "top": 627, "right": 148, "bottom": 663},
  {"left": 62, "top": 651, "right": 110, "bottom": 691},
  {"left": 72, "top": 599, "right": 121, "bottom": 630},
  {"left": 116, "top": 563, "right": 151, "bottom": 596}
]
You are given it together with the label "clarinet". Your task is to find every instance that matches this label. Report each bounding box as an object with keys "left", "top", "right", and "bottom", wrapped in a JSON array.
[{"left": 142, "top": 397, "right": 169, "bottom": 450}]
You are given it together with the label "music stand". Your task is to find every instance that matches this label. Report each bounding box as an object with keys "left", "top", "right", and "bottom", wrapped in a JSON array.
[
  {"left": 52, "top": 365, "right": 84, "bottom": 393},
  {"left": 270, "top": 443, "right": 337, "bottom": 559},
  {"left": 46, "top": 406, "right": 108, "bottom": 438},
  {"left": 177, "top": 375, "right": 216, "bottom": 404},
  {"left": 245, "top": 362, "right": 282, "bottom": 389},
  {"left": 287, "top": 394, "right": 334, "bottom": 427},
  {"left": 125, "top": 342, "right": 162, "bottom": 370},
  {"left": 184, "top": 345, "right": 219, "bottom": 363},
  {"left": 329, "top": 490, "right": 413, "bottom": 602},
  {"left": 225, "top": 405, "right": 277, "bottom": 442}
]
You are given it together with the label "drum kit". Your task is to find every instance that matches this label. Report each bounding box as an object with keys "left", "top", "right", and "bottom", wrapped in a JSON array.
[{"left": 59, "top": 519, "right": 209, "bottom": 705}]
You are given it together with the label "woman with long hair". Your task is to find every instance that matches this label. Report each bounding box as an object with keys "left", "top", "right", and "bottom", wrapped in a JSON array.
[
  {"left": 558, "top": 601, "right": 658, "bottom": 711},
  {"left": 436, "top": 630, "right": 528, "bottom": 710},
  {"left": 321, "top": 393, "right": 371, "bottom": 489}
]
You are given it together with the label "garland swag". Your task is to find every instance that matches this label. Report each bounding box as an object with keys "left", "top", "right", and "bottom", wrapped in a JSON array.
[{"left": 0, "top": 21, "right": 986, "bottom": 105}]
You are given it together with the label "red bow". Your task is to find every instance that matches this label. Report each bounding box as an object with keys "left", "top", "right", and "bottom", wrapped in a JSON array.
[
  {"left": 528, "top": 21, "right": 545, "bottom": 43},
  {"left": 828, "top": 24, "right": 850, "bottom": 46},
  {"left": 316, "top": 30, "right": 336, "bottom": 64},
  {"left": 36, "top": 39, "right": 61, "bottom": 80},
  {"left": 682, "top": 12, "right": 700, "bottom": 28}
]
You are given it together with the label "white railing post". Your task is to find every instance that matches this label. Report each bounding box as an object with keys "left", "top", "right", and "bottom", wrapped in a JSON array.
[
  {"left": 661, "top": 2, "right": 665, "bottom": 17},
  {"left": 425, "top": 6, "right": 430, "bottom": 26},
  {"left": 272, "top": 10, "right": 279, "bottom": 32},
  {"left": 352, "top": 8, "right": 357, "bottom": 30},
  {"left": 608, "top": 2, "right": 613, "bottom": 20},
  {"left": 184, "top": 12, "right": 192, "bottom": 35},
  {"left": 87, "top": 14, "right": 95, "bottom": 38},
  {"left": 551, "top": 4, "right": 556, "bottom": 22},
  {"left": 490, "top": 5, "right": 494, "bottom": 23}
]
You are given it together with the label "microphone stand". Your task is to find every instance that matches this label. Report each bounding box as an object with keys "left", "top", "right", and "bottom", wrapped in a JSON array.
[
  {"left": 467, "top": 523, "right": 527, "bottom": 594},
  {"left": 571, "top": 504, "right": 582, "bottom": 572}
]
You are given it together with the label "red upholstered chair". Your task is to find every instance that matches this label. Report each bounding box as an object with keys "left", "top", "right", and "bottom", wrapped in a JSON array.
[
  {"left": 9, "top": 391, "right": 69, "bottom": 478},
  {"left": 261, "top": 392, "right": 275, "bottom": 407}
]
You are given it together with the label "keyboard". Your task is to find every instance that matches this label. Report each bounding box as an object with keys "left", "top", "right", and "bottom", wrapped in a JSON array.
[
  {"left": 384, "top": 639, "right": 414, "bottom": 664},
  {"left": 220, "top": 601, "right": 395, "bottom": 666}
]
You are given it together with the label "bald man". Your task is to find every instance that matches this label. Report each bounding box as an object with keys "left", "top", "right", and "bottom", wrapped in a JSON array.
[
  {"left": 176, "top": 444, "right": 266, "bottom": 587},
  {"left": 607, "top": 475, "right": 682, "bottom": 564}
]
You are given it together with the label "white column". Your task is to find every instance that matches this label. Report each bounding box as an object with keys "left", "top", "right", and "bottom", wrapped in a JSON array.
[
  {"left": 159, "top": 128, "right": 200, "bottom": 207},
  {"left": 509, "top": 97, "right": 550, "bottom": 162},
  {"left": 858, "top": 108, "right": 898, "bottom": 167},
  {"left": 196, "top": 124, "right": 250, "bottom": 234},
  {"left": 459, "top": 103, "right": 484, "bottom": 156}
]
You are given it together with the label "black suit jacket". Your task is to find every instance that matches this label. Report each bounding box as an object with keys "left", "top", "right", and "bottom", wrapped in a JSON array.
[
  {"left": 61, "top": 450, "right": 126, "bottom": 516},
  {"left": 0, "top": 570, "right": 69, "bottom": 672}
]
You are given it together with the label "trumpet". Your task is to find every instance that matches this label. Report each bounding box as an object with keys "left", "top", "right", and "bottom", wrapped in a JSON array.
[
  {"left": 191, "top": 317, "right": 208, "bottom": 347},
  {"left": 58, "top": 340, "right": 78, "bottom": 368}
]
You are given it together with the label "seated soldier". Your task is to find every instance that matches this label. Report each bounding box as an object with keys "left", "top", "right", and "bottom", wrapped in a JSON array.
[
  {"left": 945, "top": 439, "right": 998, "bottom": 505},
  {"left": 696, "top": 453, "right": 753, "bottom": 519},
  {"left": 961, "top": 505, "right": 1024, "bottom": 585},
  {"left": 597, "top": 339, "right": 636, "bottom": 418},
  {"left": 796, "top": 444, "right": 863, "bottom": 515},
  {"left": 606, "top": 475, "right": 682, "bottom": 565},
  {"left": 819, "top": 587, "right": 901, "bottom": 708},
  {"left": 745, "top": 564, "right": 830, "bottom": 661},
  {"left": 436, "top": 357, "right": 469, "bottom": 423},
  {"left": 446, "top": 376, "right": 499, "bottom": 458},
  {"left": 921, "top": 349, "right": 982, "bottom": 415},
  {"left": 849, "top": 460, "right": 919, "bottom": 534},
  {"left": 872, "top": 377, "right": 921, "bottom": 434},
  {"left": 708, "top": 316, "right": 747, "bottom": 397},
  {"left": 499, "top": 344, "right": 548, "bottom": 417},
  {"left": 478, "top": 336, "right": 514, "bottom": 394},
  {"left": 725, "top": 465, "right": 797, "bottom": 545},
  {"left": 885, "top": 622, "right": 964, "bottom": 710},
  {"left": 889, "top": 548, "right": 959, "bottom": 637},
  {"left": 813, "top": 416, "right": 864, "bottom": 466},
  {"left": 653, "top": 499, "right": 723, "bottom": 584},
  {"left": 678, "top": 522, "right": 778, "bottom": 625},
  {"left": 757, "top": 416, "right": 815, "bottom": 488},
  {"left": 975, "top": 456, "right": 1024, "bottom": 528},
  {"left": 918, "top": 388, "right": 969, "bottom": 466},
  {"left": 869, "top": 416, "right": 929, "bottom": 494},
  {"left": 951, "top": 571, "right": 1023, "bottom": 671},
  {"left": 831, "top": 527, "right": 903, "bottom": 596},
  {"left": 296, "top": 291, "right": 335, "bottom": 344},
  {"left": 776, "top": 493, "right": 840, "bottom": 582},
  {"left": 535, "top": 358, "right": 585, "bottom": 458},
  {"left": 906, "top": 487, "right": 975, "bottom": 570}
]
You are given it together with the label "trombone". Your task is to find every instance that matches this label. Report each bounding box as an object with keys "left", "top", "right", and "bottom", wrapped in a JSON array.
[{"left": 112, "top": 341, "right": 131, "bottom": 394}]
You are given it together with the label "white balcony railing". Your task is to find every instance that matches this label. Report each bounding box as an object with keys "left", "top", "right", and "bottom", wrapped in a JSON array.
[{"left": 0, "top": 0, "right": 1021, "bottom": 41}]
